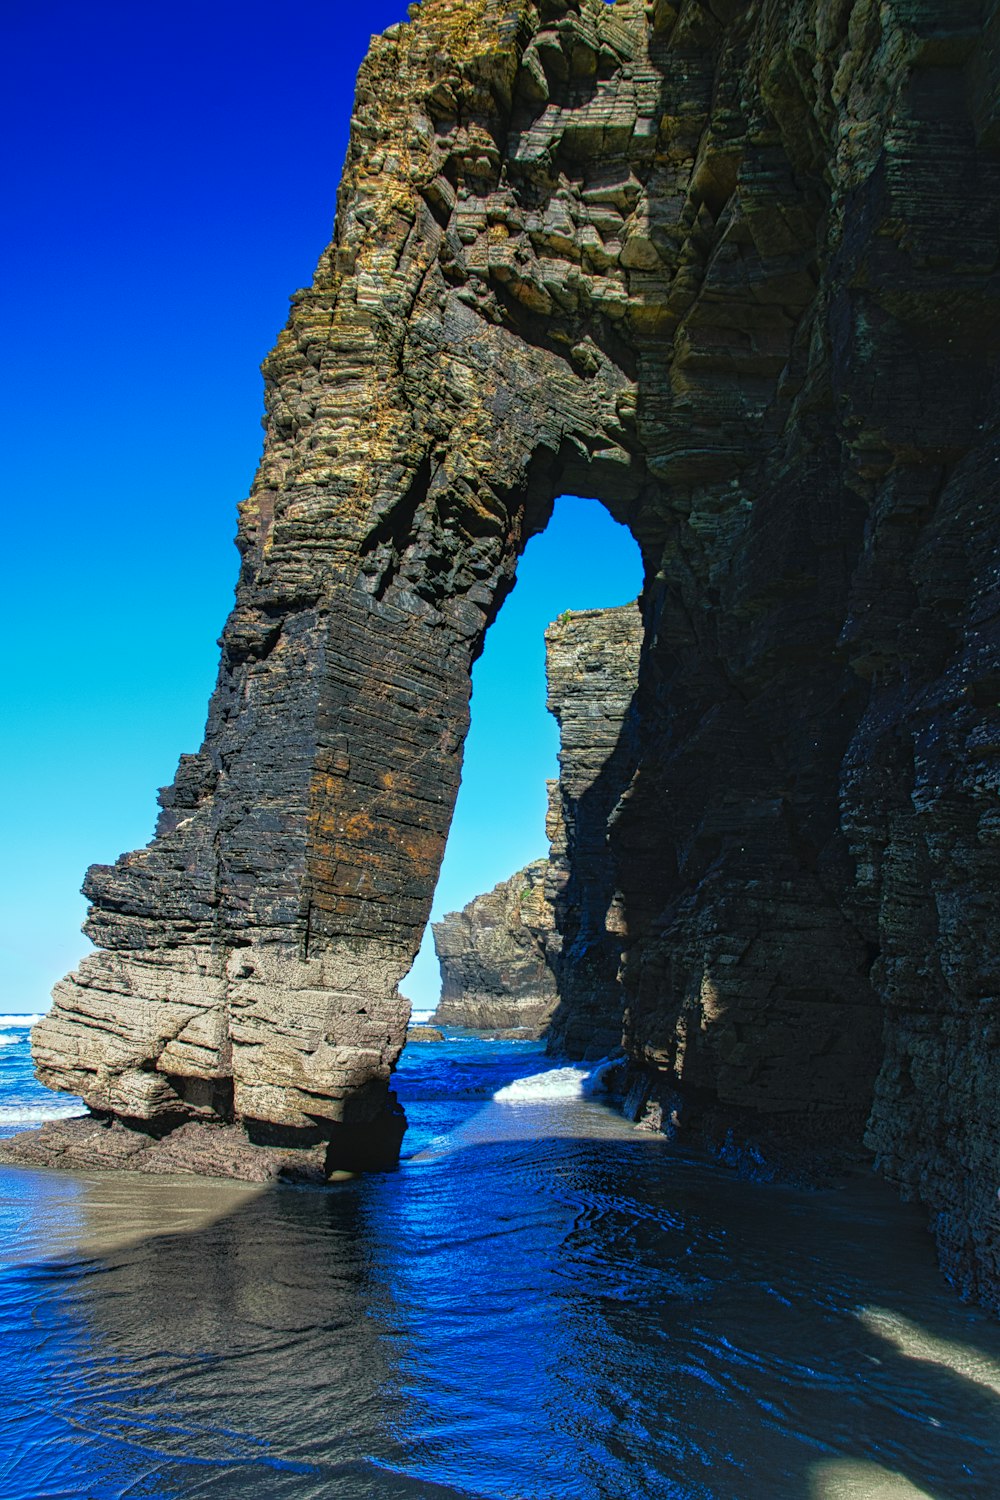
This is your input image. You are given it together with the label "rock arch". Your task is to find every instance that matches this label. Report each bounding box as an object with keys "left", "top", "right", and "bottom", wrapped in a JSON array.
[{"left": 30, "top": 0, "right": 1000, "bottom": 1302}]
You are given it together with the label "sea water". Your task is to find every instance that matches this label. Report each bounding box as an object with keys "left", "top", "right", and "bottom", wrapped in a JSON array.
[
  {"left": 1, "top": 1022, "right": 999, "bottom": 1499},
  {"left": 0, "top": 1014, "right": 85, "bottom": 1132}
]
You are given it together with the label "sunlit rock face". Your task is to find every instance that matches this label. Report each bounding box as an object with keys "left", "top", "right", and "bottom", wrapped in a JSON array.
[
  {"left": 432, "top": 859, "right": 558, "bottom": 1036},
  {"left": 544, "top": 602, "right": 644, "bottom": 1056},
  {"left": 24, "top": 0, "right": 1000, "bottom": 1302}
]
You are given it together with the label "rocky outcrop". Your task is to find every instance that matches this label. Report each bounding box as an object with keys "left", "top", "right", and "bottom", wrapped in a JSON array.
[
  {"left": 432, "top": 859, "right": 557, "bottom": 1035},
  {"left": 407, "top": 1025, "right": 445, "bottom": 1041},
  {"left": 430, "top": 602, "right": 641, "bottom": 1042},
  {"left": 544, "top": 603, "right": 643, "bottom": 1055},
  {"left": 13, "top": 0, "right": 1000, "bottom": 1306},
  {"left": 0, "top": 1112, "right": 393, "bottom": 1182}
]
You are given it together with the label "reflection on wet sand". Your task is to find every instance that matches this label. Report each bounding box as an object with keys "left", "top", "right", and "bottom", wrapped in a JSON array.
[
  {"left": 410, "top": 1090, "right": 648, "bottom": 1160},
  {"left": 0, "top": 1165, "right": 263, "bottom": 1264},
  {"left": 1, "top": 1040, "right": 999, "bottom": 1499},
  {"left": 378, "top": 1086, "right": 1000, "bottom": 1500},
  {"left": 1, "top": 1176, "right": 437, "bottom": 1500},
  {"left": 809, "top": 1459, "right": 936, "bottom": 1498},
  {"left": 858, "top": 1304, "right": 1000, "bottom": 1399}
]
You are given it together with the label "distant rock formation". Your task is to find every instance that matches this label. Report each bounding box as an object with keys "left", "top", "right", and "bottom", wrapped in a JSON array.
[
  {"left": 432, "top": 602, "right": 642, "bottom": 1045},
  {"left": 432, "top": 859, "right": 557, "bottom": 1036}
]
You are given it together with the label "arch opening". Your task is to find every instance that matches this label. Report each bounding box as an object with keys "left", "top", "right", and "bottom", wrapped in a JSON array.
[{"left": 400, "top": 492, "right": 644, "bottom": 1044}]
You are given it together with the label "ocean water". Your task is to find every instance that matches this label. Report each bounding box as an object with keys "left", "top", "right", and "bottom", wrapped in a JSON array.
[
  {"left": 0, "top": 1014, "right": 85, "bottom": 1132},
  {"left": 1, "top": 1021, "right": 999, "bottom": 1499}
]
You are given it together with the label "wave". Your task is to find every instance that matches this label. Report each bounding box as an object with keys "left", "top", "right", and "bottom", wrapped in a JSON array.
[
  {"left": 493, "top": 1060, "right": 617, "bottom": 1103},
  {"left": 0, "top": 1103, "right": 86, "bottom": 1125},
  {"left": 0, "top": 1035, "right": 18, "bottom": 1048},
  {"left": 585, "top": 1055, "right": 625, "bottom": 1093},
  {"left": 0, "top": 1014, "right": 41, "bottom": 1028},
  {"left": 493, "top": 1066, "right": 588, "bottom": 1101}
]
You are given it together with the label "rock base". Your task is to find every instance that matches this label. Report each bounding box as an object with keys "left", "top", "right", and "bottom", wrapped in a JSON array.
[
  {"left": 614, "top": 1064, "right": 874, "bottom": 1189},
  {"left": 0, "top": 1104, "right": 406, "bottom": 1184}
]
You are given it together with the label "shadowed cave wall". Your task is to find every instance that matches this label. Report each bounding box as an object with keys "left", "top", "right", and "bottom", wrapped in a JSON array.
[{"left": 26, "top": 0, "right": 1000, "bottom": 1303}]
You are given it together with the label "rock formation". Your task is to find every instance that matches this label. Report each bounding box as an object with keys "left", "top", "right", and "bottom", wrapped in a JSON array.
[
  {"left": 9, "top": 0, "right": 1000, "bottom": 1306},
  {"left": 407, "top": 1024, "right": 446, "bottom": 1041},
  {"left": 431, "top": 601, "right": 642, "bottom": 1041},
  {"left": 432, "top": 858, "right": 558, "bottom": 1034},
  {"left": 544, "top": 602, "right": 643, "bottom": 1054}
]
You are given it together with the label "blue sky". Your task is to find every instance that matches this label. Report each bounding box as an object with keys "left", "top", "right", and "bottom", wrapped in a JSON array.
[{"left": 1, "top": 1, "right": 641, "bottom": 1017}]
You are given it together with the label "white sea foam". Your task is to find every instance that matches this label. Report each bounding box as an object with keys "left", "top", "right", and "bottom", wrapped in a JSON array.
[
  {"left": 585, "top": 1055, "right": 623, "bottom": 1094},
  {"left": 492, "top": 1057, "right": 623, "bottom": 1103},
  {"left": 493, "top": 1065, "right": 589, "bottom": 1102},
  {"left": 0, "top": 1104, "right": 86, "bottom": 1125},
  {"left": 0, "top": 1014, "right": 41, "bottom": 1028},
  {"left": 0, "top": 1035, "right": 18, "bottom": 1048}
]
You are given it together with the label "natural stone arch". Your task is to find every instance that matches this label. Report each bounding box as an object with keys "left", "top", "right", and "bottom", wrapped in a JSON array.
[{"left": 27, "top": 0, "right": 1000, "bottom": 1304}]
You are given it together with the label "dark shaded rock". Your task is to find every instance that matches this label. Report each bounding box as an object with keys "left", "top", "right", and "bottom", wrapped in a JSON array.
[
  {"left": 430, "top": 603, "right": 641, "bottom": 1044},
  {"left": 325, "top": 1102, "right": 407, "bottom": 1174},
  {"left": 544, "top": 603, "right": 644, "bottom": 1056},
  {"left": 28, "top": 0, "right": 1000, "bottom": 1305},
  {"left": 407, "top": 1025, "right": 445, "bottom": 1041},
  {"left": 619, "top": 1063, "right": 870, "bottom": 1188}
]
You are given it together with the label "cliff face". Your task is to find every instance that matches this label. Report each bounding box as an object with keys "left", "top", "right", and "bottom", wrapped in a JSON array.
[
  {"left": 431, "top": 602, "right": 642, "bottom": 1041},
  {"left": 545, "top": 603, "right": 643, "bottom": 1055},
  {"left": 21, "top": 0, "right": 1000, "bottom": 1302},
  {"left": 432, "top": 859, "right": 557, "bottom": 1034}
]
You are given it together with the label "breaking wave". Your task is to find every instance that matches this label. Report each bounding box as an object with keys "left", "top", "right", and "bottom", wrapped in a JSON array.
[
  {"left": 0, "top": 1103, "right": 86, "bottom": 1126},
  {"left": 493, "top": 1059, "right": 617, "bottom": 1103},
  {"left": 0, "top": 1014, "right": 41, "bottom": 1027}
]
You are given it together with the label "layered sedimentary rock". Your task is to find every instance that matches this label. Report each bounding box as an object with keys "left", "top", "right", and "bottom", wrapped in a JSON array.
[
  {"left": 431, "top": 602, "right": 641, "bottom": 1041},
  {"left": 544, "top": 602, "right": 643, "bottom": 1054},
  {"left": 12, "top": 0, "right": 1000, "bottom": 1305},
  {"left": 432, "top": 859, "right": 557, "bottom": 1034}
]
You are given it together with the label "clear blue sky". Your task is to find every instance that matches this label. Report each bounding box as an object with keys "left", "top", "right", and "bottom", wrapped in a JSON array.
[{"left": 1, "top": 1, "right": 641, "bottom": 1018}]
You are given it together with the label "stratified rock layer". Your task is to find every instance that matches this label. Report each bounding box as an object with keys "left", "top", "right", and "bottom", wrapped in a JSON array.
[
  {"left": 431, "top": 602, "right": 641, "bottom": 1042},
  {"left": 545, "top": 603, "right": 643, "bottom": 1055},
  {"left": 17, "top": 0, "right": 1000, "bottom": 1304},
  {"left": 432, "top": 859, "right": 557, "bottom": 1035}
]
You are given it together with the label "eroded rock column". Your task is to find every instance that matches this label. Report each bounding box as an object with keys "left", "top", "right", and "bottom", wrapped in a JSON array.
[{"left": 32, "top": 0, "right": 652, "bottom": 1165}]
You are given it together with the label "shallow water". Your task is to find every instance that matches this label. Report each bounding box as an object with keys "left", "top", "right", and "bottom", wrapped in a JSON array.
[{"left": 1, "top": 1023, "right": 999, "bottom": 1498}]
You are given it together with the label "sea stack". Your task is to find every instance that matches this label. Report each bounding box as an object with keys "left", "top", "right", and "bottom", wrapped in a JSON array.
[{"left": 432, "top": 860, "right": 558, "bottom": 1037}]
